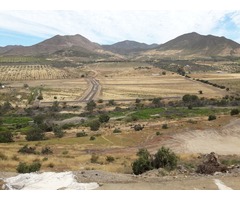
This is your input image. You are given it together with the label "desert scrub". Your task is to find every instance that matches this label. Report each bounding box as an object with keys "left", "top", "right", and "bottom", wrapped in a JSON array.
[{"left": 16, "top": 161, "right": 41, "bottom": 173}]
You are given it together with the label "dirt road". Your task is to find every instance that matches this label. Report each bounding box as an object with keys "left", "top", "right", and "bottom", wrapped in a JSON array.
[{"left": 79, "top": 77, "right": 100, "bottom": 102}]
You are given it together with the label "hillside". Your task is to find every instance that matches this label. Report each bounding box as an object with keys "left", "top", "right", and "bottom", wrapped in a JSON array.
[
  {"left": 102, "top": 40, "right": 158, "bottom": 55},
  {"left": 136, "top": 32, "right": 240, "bottom": 60},
  {"left": 158, "top": 32, "right": 240, "bottom": 55},
  {"left": 0, "top": 34, "right": 105, "bottom": 57}
]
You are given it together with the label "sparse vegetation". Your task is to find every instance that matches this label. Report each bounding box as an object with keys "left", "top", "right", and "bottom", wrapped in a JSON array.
[
  {"left": 208, "top": 115, "right": 217, "bottom": 121},
  {"left": 231, "top": 108, "right": 239, "bottom": 116},
  {"left": 16, "top": 161, "right": 41, "bottom": 173},
  {"left": 76, "top": 131, "right": 88, "bottom": 137}
]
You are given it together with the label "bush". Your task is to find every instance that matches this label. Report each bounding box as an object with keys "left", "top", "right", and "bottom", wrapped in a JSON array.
[
  {"left": 90, "top": 136, "right": 96, "bottom": 141},
  {"left": 41, "top": 147, "right": 53, "bottom": 155},
  {"left": 182, "top": 94, "right": 199, "bottom": 103},
  {"left": 76, "top": 131, "right": 88, "bottom": 137},
  {"left": 133, "top": 124, "right": 144, "bottom": 131},
  {"left": 231, "top": 109, "right": 239, "bottom": 116},
  {"left": 89, "top": 119, "right": 100, "bottom": 131},
  {"left": 113, "top": 128, "right": 121, "bottom": 134},
  {"left": 86, "top": 100, "right": 96, "bottom": 112},
  {"left": 156, "top": 131, "right": 161, "bottom": 136},
  {"left": 53, "top": 126, "right": 64, "bottom": 138},
  {"left": 90, "top": 153, "right": 99, "bottom": 163},
  {"left": 106, "top": 156, "right": 115, "bottom": 163},
  {"left": 152, "top": 98, "right": 162, "bottom": 105},
  {"left": 132, "top": 147, "right": 178, "bottom": 175},
  {"left": 98, "top": 99, "right": 103, "bottom": 103},
  {"left": 208, "top": 115, "right": 216, "bottom": 121},
  {"left": 153, "top": 147, "right": 178, "bottom": 170},
  {"left": 125, "top": 115, "right": 138, "bottom": 122},
  {"left": 0, "top": 132, "right": 14, "bottom": 143},
  {"left": 26, "top": 127, "right": 45, "bottom": 141},
  {"left": 162, "top": 124, "right": 168, "bottom": 129},
  {"left": 135, "top": 99, "right": 141, "bottom": 104},
  {"left": 16, "top": 161, "right": 41, "bottom": 173},
  {"left": 132, "top": 148, "right": 153, "bottom": 175},
  {"left": 108, "top": 99, "right": 115, "bottom": 106},
  {"left": 18, "top": 145, "right": 36, "bottom": 154},
  {"left": 99, "top": 114, "right": 110, "bottom": 123}
]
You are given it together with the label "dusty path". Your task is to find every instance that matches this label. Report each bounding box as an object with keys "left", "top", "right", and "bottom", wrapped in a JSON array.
[{"left": 79, "top": 77, "right": 100, "bottom": 102}]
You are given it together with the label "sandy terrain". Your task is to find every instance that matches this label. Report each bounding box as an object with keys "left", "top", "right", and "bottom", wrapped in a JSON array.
[{"left": 161, "top": 118, "right": 240, "bottom": 155}]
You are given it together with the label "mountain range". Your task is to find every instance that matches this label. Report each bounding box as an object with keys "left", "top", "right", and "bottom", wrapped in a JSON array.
[{"left": 1, "top": 32, "right": 240, "bottom": 59}]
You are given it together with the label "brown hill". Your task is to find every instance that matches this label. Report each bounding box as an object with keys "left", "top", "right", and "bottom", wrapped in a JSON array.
[
  {"left": 156, "top": 32, "right": 240, "bottom": 57},
  {"left": 1, "top": 34, "right": 102, "bottom": 56},
  {"left": 102, "top": 40, "right": 158, "bottom": 55}
]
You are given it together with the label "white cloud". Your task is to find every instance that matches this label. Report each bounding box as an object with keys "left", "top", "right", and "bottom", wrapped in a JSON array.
[{"left": 0, "top": 10, "right": 238, "bottom": 45}]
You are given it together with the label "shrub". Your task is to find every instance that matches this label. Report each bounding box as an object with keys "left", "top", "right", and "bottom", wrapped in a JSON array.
[
  {"left": 16, "top": 161, "right": 41, "bottom": 173},
  {"left": 125, "top": 116, "right": 138, "bottom": 122},
  {"left": 86, "top": 100, "right": 96, "bottom": 112},
  {"left": 76, "top": 131, "right": 88, "bottom": 137},
  {"left": 153, "top": 147, "right": 178, "bottom": 170},
  {"left": 41, "top": 147, "right": 53, "bottom": 155},
  {"left": 135, "top": 98, "right": 141, "bottom": 104},
  {"left": 156, "top": 131, "right": 161, "bottom": 136},
  {"left": 0, "top": 132, "right": 14, "bottom": 143},
  {"left": 108, "top": 99, "right": 115, "bottom": 106},
  {"left": 152, "top": 98, "right": 161, "bottom": 105},
  {"left": 18, "top": 145, "right": 36, "bottom": 154},
  {"left": 106, "top": 156, "right": 115, "bottom": 163},
  {"left": 231, "top": 109, "right": 239, "bottom": 116},
  {"left": 98, "top": 99, "right": 103, "bottom": 103},
  {"left": 51, "top": 101, "right": 60, "bottom": 112},
  {"left": 89, "top": 119, "right": 100, "bottom": 131},
  {"left": 99, "top": 114, "right": 110, "bottom": 123},
  {"left": 90, "top": 136, "right": 96, "bottom": 141},
  {"left": 113, "top": 128, "right": 121, "bottom": 134},
  {"left": 208, "top": 115, "right": 216, "bottom": 121},
  {"left": 133, "top": 124, "right": 144, "bottom": 131},
  {"left": 162, "top": 124, "right": 168, "bottom": 129},
  {"left": 25, "top": 126, "right": 45, "bottom": 141},
  {"left": 90, "top": 153, "right": 99, "bottom": 163},
  {"left": 47, "top": 163, "right": 54, "bottom": 168},
  {"left": 182, "top": 94, "right": 199, "bottom": 103},
  {"left": 132, "top": 148, "right": 153, "bottom": 175},
  {"left": 53, "top": 126, "right": 64, "bottom": 138}
]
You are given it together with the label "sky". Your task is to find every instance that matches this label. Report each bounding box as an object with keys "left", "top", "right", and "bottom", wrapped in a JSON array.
[{"left": 0, "top": 1, "right": 240, "bottom": 47}]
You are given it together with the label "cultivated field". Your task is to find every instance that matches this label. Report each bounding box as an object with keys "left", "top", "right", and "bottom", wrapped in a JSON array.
[
  {"left": 88, "top": 62, "right": 226, "bottom": 100},
  {"left": 190, "top": 73, "right": 240, "bottom": 95}
]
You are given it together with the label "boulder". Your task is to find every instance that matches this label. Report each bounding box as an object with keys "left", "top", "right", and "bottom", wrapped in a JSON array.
[{"left": 196, "top": 152, "right": 228, "bottom": 175}]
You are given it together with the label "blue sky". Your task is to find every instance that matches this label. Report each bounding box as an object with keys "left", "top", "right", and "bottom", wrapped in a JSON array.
[{"left": 0, "top": 9, "right": 240, "bottom": 47}]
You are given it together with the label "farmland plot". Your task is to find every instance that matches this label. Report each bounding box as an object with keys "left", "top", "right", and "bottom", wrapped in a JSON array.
[{"left": 0, "top": 65, "right": 79, "bottom": 81}]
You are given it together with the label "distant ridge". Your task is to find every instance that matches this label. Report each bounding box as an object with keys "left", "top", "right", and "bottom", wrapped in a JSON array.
[
  {"left": 102, "top": 40, "right": 158, "bottom": 55},
  {"left": 156, "top": 32, "right": 240, "bottom": 56},
  {"left": 1, "top": 32, "right": 240, "bottom": 58},
  {"left": 0, "top": 34, "right": 102, "bottom": 56}
]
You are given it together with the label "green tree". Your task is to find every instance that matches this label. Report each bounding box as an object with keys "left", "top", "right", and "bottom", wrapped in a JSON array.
[
  {"left": 153, "top": 147, "right": 178, "bottom": 170},
  {"left": 53, "top": 126, "right": 64, "bottom": 138},
  {"left": 231, "top": 109, "right": 239, "bottom": 116},
  {"left": 182, "top": 94, "right": 199, "bottom": 103},
  {"left": 132, "top": 148, "right": 153, "bottom": 175},
  {"left": 89, "top": 119, "right": 100, "bottom": 131},
  {"left": 86, "top": 100, "right": 96, "bottom": 112},
  {"left": 99, "top": 114, "right": 110, "bottom": 123},
  {"left": 26, "top": 126, "right": 45, "bottom": 141},
  {"left": 0, "top": 132, "right": 14, "bottom": 143}
]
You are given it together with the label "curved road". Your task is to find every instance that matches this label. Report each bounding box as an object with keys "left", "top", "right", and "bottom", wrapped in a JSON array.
[{"left": 79, "top": 77, "right": 100, "bottom": 102}]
